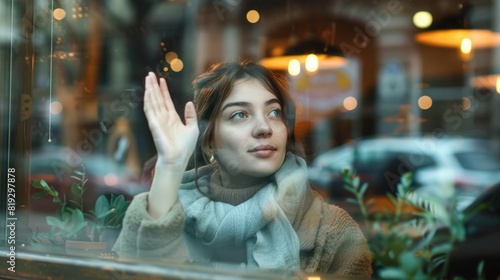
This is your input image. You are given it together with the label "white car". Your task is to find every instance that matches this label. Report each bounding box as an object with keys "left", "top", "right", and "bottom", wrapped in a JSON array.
[{"left": 308, "top": 137, "right": 500, "bottom": 210}]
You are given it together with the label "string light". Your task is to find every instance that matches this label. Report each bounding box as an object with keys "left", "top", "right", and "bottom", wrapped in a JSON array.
[{"left": 48, "top": 0, "right": 55, "bottom": 143}]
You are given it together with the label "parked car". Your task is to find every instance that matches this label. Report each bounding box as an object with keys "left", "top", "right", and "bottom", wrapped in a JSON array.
[{"left": 308, "top": 137, "right": 500, "bottom": 210}]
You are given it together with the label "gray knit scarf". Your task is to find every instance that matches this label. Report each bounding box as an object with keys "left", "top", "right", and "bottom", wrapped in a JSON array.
[{"left": 178, "top": 152, "right": 311, "bottom": 271}]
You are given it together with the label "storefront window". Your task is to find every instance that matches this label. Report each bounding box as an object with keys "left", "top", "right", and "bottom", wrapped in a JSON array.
[{"left": 2, "top": 0, "right": 500, "bottom": 279}]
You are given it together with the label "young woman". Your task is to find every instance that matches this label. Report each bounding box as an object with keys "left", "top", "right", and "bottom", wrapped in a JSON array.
[{"left": 113, "top": 61, "right": 372, "bottom": 278}]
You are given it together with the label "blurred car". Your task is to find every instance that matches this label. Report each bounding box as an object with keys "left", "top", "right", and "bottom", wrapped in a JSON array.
[
  {"left": 29, "top": 144, "right": 149, "bottom": 222},
  {"left": 308, "top": 137, "right": 500, "bottom": 210}
]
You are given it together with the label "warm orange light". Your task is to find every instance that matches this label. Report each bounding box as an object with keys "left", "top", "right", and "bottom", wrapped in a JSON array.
[
  {"left": 246, "top": 10, "right": 260, "bottom": 23},
  {"left": 305, "top": 54, "right": 319, "bottom": 72},
  {"left": 260, "top": 53, "right": 347, "bottom": 70},
  {"left": 170, "top": 58, "right": 184, "bottom": 72},
  {"left": 460, "top": 38, "right": 472, "bottom": 54},
  {"left": 497, "top": 77, "right": 500, "bottom": 94},
  {"left": 288, "top": 59, "right": 300, "bottom": 76},
  {"left": 418, "top": 95, "right": 432, "bottom": 110},
  {"left": 462, "top": 97, "right": 471, "bottom": 110},
  {"left": 343, "top": 97, "right": 358, "bottom": 111},
  {"left": 415, "top": 29, "right": 500, "bottom": 48},
  {"left": 53, "top": 8, "right": 66, "bottom": 20},
  {"left": 165, "top": 52, "right": 178, "bottom": 63}
]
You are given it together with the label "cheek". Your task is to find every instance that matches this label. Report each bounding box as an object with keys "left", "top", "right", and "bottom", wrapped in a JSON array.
[
  {"left": 275, "top": 123, "right": 288, "bottom": 144},
  {"left": 213, "top": 129, "right": 243, "bottom": 153}
]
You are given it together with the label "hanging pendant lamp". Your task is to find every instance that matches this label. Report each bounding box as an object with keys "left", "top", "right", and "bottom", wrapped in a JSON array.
[{"left": 414, "top": 3, "right": 500, "bottom": 49}]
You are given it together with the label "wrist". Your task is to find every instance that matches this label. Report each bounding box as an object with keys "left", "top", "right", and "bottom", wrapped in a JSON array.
[{"left": 155, "top": 155, "right": 189, "bottom": 171}]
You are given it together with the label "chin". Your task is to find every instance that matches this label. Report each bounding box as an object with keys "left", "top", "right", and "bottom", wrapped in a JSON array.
[{"left": 247, "top": 165, "right": 281, "bottom": 177}]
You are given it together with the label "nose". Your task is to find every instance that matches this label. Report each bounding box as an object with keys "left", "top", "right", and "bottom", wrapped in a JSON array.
[{"left": 253, "top": 116, "right": 273, "bottom": 138}]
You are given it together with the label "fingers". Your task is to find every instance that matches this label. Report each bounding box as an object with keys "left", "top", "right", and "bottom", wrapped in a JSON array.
[
  {"left": 144, "top": 72, "right": 173, "bottom": 117},
  {"left": 144, "top": 74, "right": 159, "bottom": 114},
  {"left": 159, "top": 77, "right": 175, "bottom": 112},
  {"left": 184, "top": 101, "right": 198, "bottom": 128}
]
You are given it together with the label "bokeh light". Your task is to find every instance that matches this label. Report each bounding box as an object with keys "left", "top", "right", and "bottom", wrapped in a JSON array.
[
  {"left": 50, "top": 101, "right": 63, "bottom": 114},
  {"left": 288, "top": 59, "right": 300, "bottom": 76},
  {"left": 343, "top": 97, "right": 358, "bottom": 111},
  {"left": 305, "top": 54, "right": 318, "bottom": 73},
  {"left": 53, "top": 8, "right": 66, "bottom": 20},
  {"left": 104, "top": 173, "right": 119, "bottom": 186},
  {"left": 418, "top": 95, "right": 432, "bottom": 110},
  {"left": 497, "top": 77, "right": 500, "bottom": 94},
  {"left": 413, "top": 11, "right": 433, "bottom": 29},
  {"left": 246, "top": 10, "right": 260, "bottom": 23},
  {"left": 165, "top": 51, "right": 178, "bottom": 63},
  {"left": 460, "top": 38, "right": 472, "bottom": 54},
  {"left": 170, "top": 58, "right": 184, "bottom": 72}
]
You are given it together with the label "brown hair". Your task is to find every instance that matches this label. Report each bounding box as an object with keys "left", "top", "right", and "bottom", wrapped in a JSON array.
[{"left": 189, "top": 60, "right": 299, "bottom": 168}]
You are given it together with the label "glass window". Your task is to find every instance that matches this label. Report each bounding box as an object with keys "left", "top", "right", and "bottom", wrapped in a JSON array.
[
  {"left": 2, "top": 0, "right": 500, "bottom": 279},
  {"left": 455, "top": 151, "right": 500, "bottom": 171}
]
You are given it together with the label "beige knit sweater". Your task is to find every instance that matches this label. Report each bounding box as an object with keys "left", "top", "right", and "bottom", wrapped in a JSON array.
[{"left": 113, "top": 157, "right": 372, "bottom": 278}]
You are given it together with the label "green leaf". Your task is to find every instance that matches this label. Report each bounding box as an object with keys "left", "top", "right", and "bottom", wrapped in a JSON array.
[
  {"left": 61, "top": 210, "right": 71, "bottom": 222},
  {"left": 73, "top": 169, "right": 84, "bottom": 176},
  {"left": 40, "top": 180, "right": 51, "bottom": 190},
  {"left": 401, "top": 172, "right": 413, "bottom": 186},
  {"left": 68, "top": 200, "right": 82, "bottom": 208},
  {"left": 71, "top": 183, "right": 81, "bottom": 196},
  {"left": 65, "top": 221, "right": 88, "bottom": 239},
  {"left": 32, "top": 180, "right": 43, "bottom": 189},
  {"left": 94, "top": 195, "right": 111, "bottom": 217},
  {"left": 32, "top": 191, "right": 49, "bottom": 199},
  {"left": 359, "top": 182, "right": 368, "bottom": 197},
  {"left": 399, "top": 251, "right": 422, "bottom": 272},
  {"left": 352, "top": 176, "right": 360, "bottom": 188},
  {"left": 430, "top": 243, "right": 452, "bottom": 256},
  {"left": 114, "top": 195, "right": 125, "bottom": 207},
  {"left": 477, "top": 260, "right": 485, "bottom": 278},
  {"left": 346, "top": 198, "right": 357, "bottom": 204},
  {"left": 414, "top": 228, "right": 436, "bottom": 251},
  {"left": 379, "top": 267, "right": 406, "bottom": 279},
  {"left": 71, "top": 209, "right": 85, "bottom": 226},
  {"left": 70, "top": 175, "right": 81, "bottom": 181},
  {"left": 46, "top": 216, "right": 65, "bottom": 229}
]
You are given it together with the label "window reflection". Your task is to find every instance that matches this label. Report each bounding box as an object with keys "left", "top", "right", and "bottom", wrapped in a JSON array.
[{"left": 1, "top": 0, "right": 500, "bottom": 279}]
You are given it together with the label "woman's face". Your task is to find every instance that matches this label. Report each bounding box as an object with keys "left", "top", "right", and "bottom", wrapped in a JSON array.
[{"left": 211, "top": 78, "right": 288, "bottom": 179}]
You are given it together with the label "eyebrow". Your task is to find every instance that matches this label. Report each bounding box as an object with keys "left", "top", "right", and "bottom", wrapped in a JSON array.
[{"left": 221, "top": 98, "right": 280, "bottom": 113}]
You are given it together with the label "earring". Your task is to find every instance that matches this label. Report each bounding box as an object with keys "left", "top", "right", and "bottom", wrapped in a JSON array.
[{"left": 210, "top": 154, "right": 215, "bottom": 163}]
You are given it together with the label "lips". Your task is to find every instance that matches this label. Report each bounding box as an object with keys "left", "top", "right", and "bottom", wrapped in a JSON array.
[
  {"left": 248, "top": 145, "right": 277, "bottom": 152},
  {"left": 248, "top": 145, "right": 277, "bottom": 158}
]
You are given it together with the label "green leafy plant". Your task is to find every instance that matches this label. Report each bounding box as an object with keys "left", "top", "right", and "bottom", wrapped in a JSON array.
[
  {"left": 342, "top": 169, "right": 487, "bottom": 280},
  {"left": 30, "top": 163, "right": 130, "bottom": 244},
  {"left": 91, "top": 193, "right": 130, "bottom": 241}
]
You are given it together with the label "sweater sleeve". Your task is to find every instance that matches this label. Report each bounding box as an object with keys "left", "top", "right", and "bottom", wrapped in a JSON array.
[
  {"left": 323, "top": 204, "right": 372, "bottom": 279},
  {"left": 112, "top": 192, "right": 189, "bottom": 262},
  {"left": 298, "top": 191, "right": 372, "bottom": 278}
]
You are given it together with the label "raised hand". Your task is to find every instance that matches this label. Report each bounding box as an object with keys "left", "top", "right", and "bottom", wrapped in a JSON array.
[{"left": 143, "top": 72, "right": 199, "bottom": 169}]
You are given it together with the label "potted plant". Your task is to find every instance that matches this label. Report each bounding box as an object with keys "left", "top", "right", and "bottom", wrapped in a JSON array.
[
  {"left": 341, "top": 170, "right": 490, "bottom": 279},
  {"left": 30, "top": 163, "right": 130, "bottom": 252}
]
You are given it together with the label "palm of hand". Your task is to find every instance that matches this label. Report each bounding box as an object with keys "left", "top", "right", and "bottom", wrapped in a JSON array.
[{"left": 144, "top": 72, "right": 199, "bottom": 167}]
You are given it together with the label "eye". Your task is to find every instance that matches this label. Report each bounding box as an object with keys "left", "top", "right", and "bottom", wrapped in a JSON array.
[
  {"left": 269, "top": 109, "right": 282, "bottom": 118},
  {"left": 230, "top": 112, "right": 248, "bottom": 120}
]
